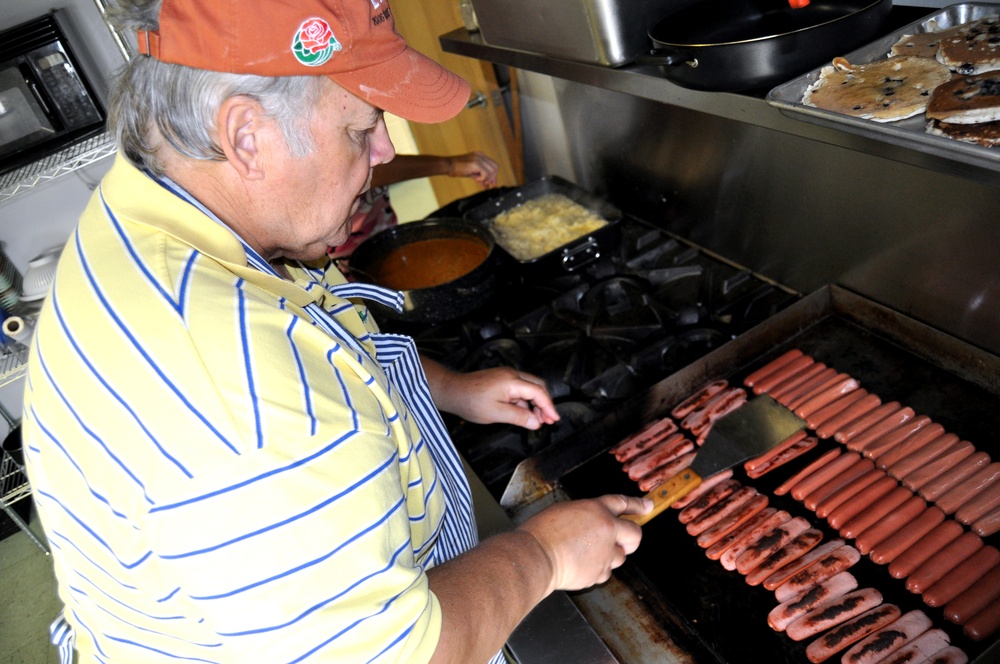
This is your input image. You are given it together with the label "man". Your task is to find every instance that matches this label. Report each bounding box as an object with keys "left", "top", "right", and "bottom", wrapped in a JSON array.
[{"left": 22, "top": 1, "right": 649, "bottom": 662}]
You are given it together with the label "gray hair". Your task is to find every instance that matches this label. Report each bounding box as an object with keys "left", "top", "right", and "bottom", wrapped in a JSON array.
[{"left": 105, "top": 0, "right": 325, "bottom": 174}]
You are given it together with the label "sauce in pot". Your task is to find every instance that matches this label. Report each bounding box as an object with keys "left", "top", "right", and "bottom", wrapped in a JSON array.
[{"left": 367, "top": 237, "right": 490, "bottom": 291}]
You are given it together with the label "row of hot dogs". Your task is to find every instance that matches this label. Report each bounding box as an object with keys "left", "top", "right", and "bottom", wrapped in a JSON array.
[{"left": 606, "top": 346, "right": 1000, "bottom": 662}]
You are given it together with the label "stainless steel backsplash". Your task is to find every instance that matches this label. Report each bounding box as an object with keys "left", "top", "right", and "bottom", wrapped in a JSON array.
[{"left": 517, "top": 71, "right": 1000, "bottom": 357}]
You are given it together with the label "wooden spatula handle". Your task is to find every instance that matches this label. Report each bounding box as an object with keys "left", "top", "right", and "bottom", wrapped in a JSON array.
[{"left": 623, "top": 468, "right": 704, "bottom": 526}]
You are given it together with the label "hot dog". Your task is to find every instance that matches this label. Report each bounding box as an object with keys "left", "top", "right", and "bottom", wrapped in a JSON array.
[
  {"left": 936, "top": 462, "right": 1000, "bottom": 516},
  {"left": 955, "top": 477, "right": 1000, "bottom": 526},
  {"left": 686, "top": 485, "right": 759, "bottom": 536},
  {"left": 869, "top": 505, "right": 945, "bottom": 567},
  {"left": 905, "top": 532, "right": 984, "bottom": 595},
  {"left": 792, "top": 451, "right": 863, "bottom": 502},
  {"left": 671, "top": 379, "right": 728, "bottom": 419},
  {"left": 695, "top": 492, "right": 769, "bottom": 549},
  {"left": 816, "top": 392, "right": 882, "bottom": 440},
  {"left": 919, "top": 452, "right": 992, "bottom": 503},
  {"left": 743, "top": 349, "right": 804, "bottom": 389},
  {"left": 637, "top": 450, "right": 697, "bottom": 491},
  {"left": 845, "top": 406, "right": 916, "bottom": 453},
  {"left": 815, "top": 468, "right": 884, "bottom": 520},
  {"left": 763, "top": 539, "right": 846, "bottom": 591},
  {"left": 964, "top": 596, "right": 1000, "bottom": 641},
  {"left": 873, "top": 628, "right": 951, "bottom": 664},
  {"left": 785, "top": 586, "right": 883, "bottom": 642},
  {"left": 888, "top": 519, "right": 964, "bottom": 580},
  {"left": 745, "top": 436, "right": 818, "bottom": 479},
  {"left": 943, "top": 561, "right": 1000, "bottom": 625},
  {"left": 689, "top": 389, "right": 748, "bottom": 441},
  {"left": 827, "top": 475, "right": 898, "bottom": 531},
  {"left": 677, "top": 478, "right": 740, "bottom": 524},
  {"left": 719, "top": 510, "right": 792, "bottom": 571},
  {"left": 735, "top": 516, "right": 811, "bottom": 575},
  {"left": 804, "top": 604, "right": 902, "bottom": 663},
  {"left": 774, "top": 448, "right": 842, "bottom": 497},
  {"left": 860, "top": 416, "right": 935, "bottom": 462},
  {"left": 834, "top": 401, "right": 903, "bottom": 445},
  {"left": 705, "top": 508, "right": 777, "bottom": 561},
  {"left": 744, "top": 430, "right": 808, "bottom": 472},
  {"left": 901, "top": 440, "right": 975, "bottom": 493},
  {"left": 679, "top": 387, "right": 736, "bottom": 432},
  {"left": 767, "top": 570, "right": 859, "bottom": 632},
  {"left": 839, "top": 485, "right": 913, "bottom": 541},
  {"left": 926, "top": 646, "right": 971, "bottom": 662},
  {"left": 745, "top": 528, "right": 824, "bottom": 587},
  {"left": 872, "top": 422, "right": 946, "bottom": 469},
  {"left": 808, "top": 389, "right": 868, "bottom": 433},
  {"left": 840, "top": 609, "right": 933, "bottom": 664},
  {"left": 625, "top": 432, "right": 694, "bottom": 480},
  {"left": 972, "top": 505, "right": 1000, "bottom": 538},
  {"left": 783, "top": 368, "right": 842, "bottom": 411},
  {"left": 774, "top": 545, "right": 862, "bottom": 603},
  {"left": 770, "top": 363, "right": 831, "bottom": 405},
  {"left": 885, "top": 434, "right": 961, "bottom": 483},
  {"left": 803, "top": 456, "right": 875, "bottom": 512},
  {"left": 610, "top": 416, "right": 679, "bottom": 462},
  {"left": 922, "top": 545, "right": 1000, "bottom": 608},
  {"left": 795, "top": 374, "right": 859, "bottom": 419},
  {"left": 752, "top": 354, "right": 816, "bottom": 395},
  {"left": 671, "top": 469, "right": 733, "bottom": 509},
  {"left": 853, "top": 494, "right": 927, "bottom": 555}
]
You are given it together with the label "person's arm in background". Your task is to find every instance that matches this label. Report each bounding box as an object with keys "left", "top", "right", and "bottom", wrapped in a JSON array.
[{"left": 370, "top": 152, "right": 499, "bottom": 189}]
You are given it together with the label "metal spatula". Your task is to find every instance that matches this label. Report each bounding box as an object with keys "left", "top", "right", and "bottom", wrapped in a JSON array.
[{"left": 624, "top": 395, "right": 806, "bottom": 526}]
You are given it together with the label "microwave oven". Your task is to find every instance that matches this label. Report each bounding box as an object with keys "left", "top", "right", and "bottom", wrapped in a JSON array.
[{"left": 0, "top": 12, "right": 107, "bottom": 176}]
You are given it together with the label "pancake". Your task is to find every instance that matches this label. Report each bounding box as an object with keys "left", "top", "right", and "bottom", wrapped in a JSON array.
[
  {"left": 926, "top": 118, "right": 1000, "bottom": 146},
  {"left": 802, "top": 56, "right": 952, "bottom": 122},
  {"left": 926, "top": 71, "right": 1000, "bottom": 123},
  {"left": 890, "top": 24, "right": 964, "bottom": 59},
  {"left": 936, "top": 15, "right": 1000, "bottom": 75}
]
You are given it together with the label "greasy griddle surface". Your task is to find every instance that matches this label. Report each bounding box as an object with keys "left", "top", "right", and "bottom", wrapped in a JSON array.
[{"left": 561, "top": 316, "right": 996, "bottom": 663}]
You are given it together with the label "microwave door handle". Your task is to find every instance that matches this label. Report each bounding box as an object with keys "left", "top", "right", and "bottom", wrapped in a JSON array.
[{"left": 24, "top": 76, "right": 55, "bottom": 123}]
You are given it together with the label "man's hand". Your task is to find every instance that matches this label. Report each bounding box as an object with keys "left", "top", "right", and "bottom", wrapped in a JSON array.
[
  {"left": 422, "top": 359, "right": 559, "bottom": 430},
  {"left": 518, "top": 495, "right": 651, "bottom": 594}
]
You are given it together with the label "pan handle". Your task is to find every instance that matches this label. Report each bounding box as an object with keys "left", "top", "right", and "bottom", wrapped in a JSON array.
[{"left": 634, "top": 49, "right": 697, "bottom": 69}]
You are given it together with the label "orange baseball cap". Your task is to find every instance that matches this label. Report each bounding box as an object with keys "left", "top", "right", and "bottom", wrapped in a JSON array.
[{"left": 135, "top": 0, "right": 471, "bottom": 124}]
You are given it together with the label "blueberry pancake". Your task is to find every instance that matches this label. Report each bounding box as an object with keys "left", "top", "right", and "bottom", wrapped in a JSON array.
[
  {"left": 936, "top": 14, "right": 1000, "bottom": 75},
  {"left": 926, "top": 71, "right": 1000, "bottom": 123},
  {"left": 803, "top": 56, "right": 952, "bottom": 122}
]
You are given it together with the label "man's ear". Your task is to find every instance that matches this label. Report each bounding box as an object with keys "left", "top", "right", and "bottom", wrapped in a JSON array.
[{"left": 217, "top": 96, "right": 266, "bottom": 180}]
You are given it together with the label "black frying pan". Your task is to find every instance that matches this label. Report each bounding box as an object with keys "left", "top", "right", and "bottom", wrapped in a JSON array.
[{"left": 637, "top": 0, "right": 892, "bottom": 92}]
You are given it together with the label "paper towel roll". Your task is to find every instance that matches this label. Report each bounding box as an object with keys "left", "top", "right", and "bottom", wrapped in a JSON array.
[{"left": 2, "top": 316, "right": 34, "bottom": 344}]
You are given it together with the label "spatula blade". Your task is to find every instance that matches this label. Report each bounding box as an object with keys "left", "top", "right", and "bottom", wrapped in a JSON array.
[
  {"left": 691, "top": 395, "right": 806, "bottom": 478},
  {"left": 624, "top": 395, "right": 805, "bottom": 526}
]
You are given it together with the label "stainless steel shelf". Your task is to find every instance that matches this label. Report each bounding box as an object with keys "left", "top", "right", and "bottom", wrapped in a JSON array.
[
  {"left": 439, "top": 16, "right": 1000, "bottom": 185},
  {"left": 0, "top": 132, "right": 116, "bottom": 204},
  {"left": 0, "top": 346, "right": 28, "bottom": 390}
]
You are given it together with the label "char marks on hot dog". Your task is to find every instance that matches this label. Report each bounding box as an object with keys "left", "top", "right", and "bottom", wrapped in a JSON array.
[
  {"left": 785, "top": 586, "right": 883, "bottom": 642},
  {"left": 670, "top": 379, "right": 728, "bottom": 420},
  {"left": 841, "top": 610, "right": 933, "bottom": 664},
  {"left": 804, "top": 604, "right": 902, "bottom": 663}
]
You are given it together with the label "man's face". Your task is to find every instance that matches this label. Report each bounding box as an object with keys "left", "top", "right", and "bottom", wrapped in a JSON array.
[{"left": 263, "top": 78, "right": 395, "bottom": 262}]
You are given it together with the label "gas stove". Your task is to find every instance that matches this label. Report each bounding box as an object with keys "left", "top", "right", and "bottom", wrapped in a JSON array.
[{"left": 380, "top": 213, "right": 799, "bottom": 500}]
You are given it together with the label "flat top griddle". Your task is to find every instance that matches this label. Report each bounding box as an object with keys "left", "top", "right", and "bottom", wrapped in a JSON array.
[{"left": 559, "top": 290, "right": 999, "bottom": 663}]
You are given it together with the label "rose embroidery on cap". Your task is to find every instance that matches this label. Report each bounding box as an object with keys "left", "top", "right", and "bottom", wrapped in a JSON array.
[{"left": 292, "top": 18, "right": 342, "bottom": 67}]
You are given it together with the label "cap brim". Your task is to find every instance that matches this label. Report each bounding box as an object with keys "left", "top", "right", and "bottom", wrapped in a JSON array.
[{"left": 331, "top": 47, "right": 471, "bottom": 124}]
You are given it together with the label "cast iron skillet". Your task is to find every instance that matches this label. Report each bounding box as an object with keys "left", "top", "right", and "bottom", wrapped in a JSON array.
[
  {"left": 348, "top": 217, "right": 498, "bottom": 325},
  {"left": 637, "top": 0, "right": 892, "bottom": 92}
]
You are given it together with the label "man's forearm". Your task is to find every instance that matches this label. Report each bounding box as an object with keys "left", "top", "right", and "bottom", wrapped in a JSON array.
[{"left": 427, "top": 528, "right": 553, "bottom": 664}]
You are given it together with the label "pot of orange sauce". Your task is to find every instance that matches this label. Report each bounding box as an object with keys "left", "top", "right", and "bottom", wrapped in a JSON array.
[{"left": 348, "top": 217, "right": 498, "bottom": 324}]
